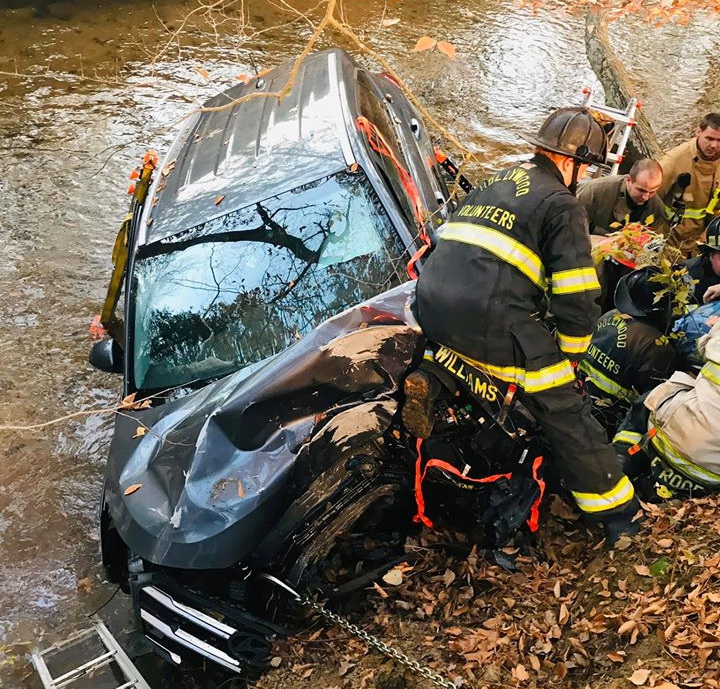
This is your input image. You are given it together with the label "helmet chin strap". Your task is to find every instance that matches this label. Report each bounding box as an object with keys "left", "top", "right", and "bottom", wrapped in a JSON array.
[{"left": 568, "top": 160, "right": 582, "bottom": 195}]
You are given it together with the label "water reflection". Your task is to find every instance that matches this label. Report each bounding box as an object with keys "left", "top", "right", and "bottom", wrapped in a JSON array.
[{"left": 133, "top": 172, "right": 405, "bottom": 390}]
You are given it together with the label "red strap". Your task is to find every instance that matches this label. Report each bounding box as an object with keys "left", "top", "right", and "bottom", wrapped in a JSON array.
[
  {"left": 526, "top": 455, "right": 545, "bottom": 532},
  {"left": 356, "top": 116, "right": 426, "bottom": 227},
  {"left": 413, "top": 438, "right": 512, "bottom": 528},
  {"left": 407, "top": 243, "right": 431, "bottom": 280}
]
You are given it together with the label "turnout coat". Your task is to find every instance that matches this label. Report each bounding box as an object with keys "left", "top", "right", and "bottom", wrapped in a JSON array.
[{"left": 614, "top": 321, "right": 720, "bottom": 497}]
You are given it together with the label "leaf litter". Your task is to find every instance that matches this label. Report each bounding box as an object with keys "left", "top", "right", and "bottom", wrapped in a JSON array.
[{"left": 254, "top": 495, "right": 720, "bottom": 688}]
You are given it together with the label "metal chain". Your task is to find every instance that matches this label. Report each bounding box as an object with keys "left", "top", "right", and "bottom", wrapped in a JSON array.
[
  {"left": 298, "top": 594, "right": 457, "bottom": 688},
  {"left": 260, "top": 574, "right": 457, "bottom": 688}
]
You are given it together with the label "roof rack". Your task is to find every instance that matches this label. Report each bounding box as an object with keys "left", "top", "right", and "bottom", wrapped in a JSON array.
[
  {"left": 31, "top": 621, "right": 151, "bottom": 689},
  {"left": 581, "top": 86, "right": 639, "bottom": 176}
]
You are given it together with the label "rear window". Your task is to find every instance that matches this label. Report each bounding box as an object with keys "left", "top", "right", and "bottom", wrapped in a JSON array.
[{"left": 131, "top": 170, "right": 407, "bottom": 390}]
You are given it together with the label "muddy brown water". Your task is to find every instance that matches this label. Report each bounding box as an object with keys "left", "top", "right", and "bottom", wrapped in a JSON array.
[{"left": 0, "top": 0, "right": 717, "bottom": 686}]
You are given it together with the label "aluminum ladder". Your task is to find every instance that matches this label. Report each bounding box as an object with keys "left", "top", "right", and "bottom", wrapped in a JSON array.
[
  {"left": 581, "top": 86, "right": 639, "bottom": 176},
  {"left": 31, "top": 621, "right": 151, "bottom": 689}
]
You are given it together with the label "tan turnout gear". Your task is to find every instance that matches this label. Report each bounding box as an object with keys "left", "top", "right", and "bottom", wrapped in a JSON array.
[{"left": 658, "top": 138, "right": 720, "bottom": 254}]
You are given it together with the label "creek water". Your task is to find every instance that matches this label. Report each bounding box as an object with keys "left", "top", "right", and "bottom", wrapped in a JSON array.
[{"left": 0, "top": 0, "right": 717, "bottom": 686}]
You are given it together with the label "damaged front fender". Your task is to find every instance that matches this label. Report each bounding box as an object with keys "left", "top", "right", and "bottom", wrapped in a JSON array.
[{"left": 104, "top": 282, "right": 422, "bottom": 569}]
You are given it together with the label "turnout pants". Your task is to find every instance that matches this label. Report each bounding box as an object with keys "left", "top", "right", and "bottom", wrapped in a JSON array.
[{"left": 426, "top": 340, "right": 635, "bottom": 521}]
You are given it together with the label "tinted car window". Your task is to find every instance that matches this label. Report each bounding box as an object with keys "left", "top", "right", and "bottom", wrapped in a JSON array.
[{"left": 131, "top": 170, "right": 407, "bottom": 390}]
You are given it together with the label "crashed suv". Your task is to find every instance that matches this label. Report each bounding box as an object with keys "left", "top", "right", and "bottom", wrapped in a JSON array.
[{"left": 90, "top": 49, "right": 455, "bottom": 674}]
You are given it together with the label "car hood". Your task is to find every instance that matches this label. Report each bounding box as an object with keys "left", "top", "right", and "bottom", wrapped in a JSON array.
[{"left": 105, "top": 281, "right": 422, "bottom": 569}]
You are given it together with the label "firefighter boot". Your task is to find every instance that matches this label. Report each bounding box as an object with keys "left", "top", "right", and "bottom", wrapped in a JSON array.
[
  {"left": 402, "top": 369, "right": 442, "bottom": 438},
  {"left": 602, "top": 496, "right": 643, "bottom": 547}
]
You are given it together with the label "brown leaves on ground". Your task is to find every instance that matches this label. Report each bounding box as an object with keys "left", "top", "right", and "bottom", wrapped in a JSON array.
[{"left": 256, "top": 495, "right": 720, "bottom": 689}]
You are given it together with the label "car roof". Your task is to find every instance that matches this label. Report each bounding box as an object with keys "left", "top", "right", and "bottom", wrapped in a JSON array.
[{"left": 140, "top": 49, "right": 362, "bottom": 245}]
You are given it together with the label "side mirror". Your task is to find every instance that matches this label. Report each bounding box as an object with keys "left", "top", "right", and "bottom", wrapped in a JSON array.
[{"left": 89, "top": 338, "right": 124, "bottom": 374}]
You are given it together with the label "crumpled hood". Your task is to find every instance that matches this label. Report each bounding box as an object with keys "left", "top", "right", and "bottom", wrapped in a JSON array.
[{"left": 105, "top": 281, "right": 422, "bottom": 569}]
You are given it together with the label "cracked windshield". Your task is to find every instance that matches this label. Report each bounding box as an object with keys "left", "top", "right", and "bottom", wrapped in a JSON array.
[
  {"left": 133, "top": 172, "right": 404, "bottom": 389},
  {"left": 1, "top": 0, "right": 719, "bottom": 688}
]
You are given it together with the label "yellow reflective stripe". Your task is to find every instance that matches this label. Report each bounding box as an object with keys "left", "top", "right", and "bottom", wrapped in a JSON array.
[
  {"left": 557, "top": 331, "right": 591, "bottom": 354},
  {"left": 701, "top": 361, "right": 720, "bottom": 386},
  {"left": 524, "top": 362, "right": 576, "bottom": 392},
  {"left": 579, "top": 360, "right": 635, "bottom": 401},
  {"left": 684, "top": 207, "right": 709, "bottom": 220},
  {"left": 443, "top": 347, "right": 575, "bottom": 393},
  {"left": 661, "top": 201, "right": 708, "bottom": 221},
  {"left": 440, "top": 222, "right": 547, "bottom": 290},
  {"left": 551, "top": 267, "right": 600, "bottom": 295},
  {"left": 613, "top": 430, "right": 643, "bottom": 446},
  {"left": 650, "top": 424, "right": 720, "bottom": 487},
  {"left": 572, "top": 476, "right": 635, "bottom": 514}
]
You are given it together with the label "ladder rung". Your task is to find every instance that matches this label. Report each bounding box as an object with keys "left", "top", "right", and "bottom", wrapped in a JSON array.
[{"left": 54, "top": 651, "right": 115, "bottom": 687}]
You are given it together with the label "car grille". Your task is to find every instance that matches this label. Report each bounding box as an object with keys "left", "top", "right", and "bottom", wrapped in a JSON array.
[{"left": 138, "top": 584, "right": 248, "bottom": 673}]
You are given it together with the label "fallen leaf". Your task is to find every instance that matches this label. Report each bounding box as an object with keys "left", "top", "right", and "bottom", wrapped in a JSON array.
[
  {"left": 372, "top": 582, "right": 388, "bottom": 598},
  {"left": 549, "top": 495, "right": 579, "bottom": 521},
  {"left": 607, "top": 652, "right": 625, "bottom": 663},
  {"left": 442, "top": 569, "right": 456, "bottom": 586},
  {"left": 214, "top": 195, "right": 225, "bottom": 205},
  {"left": 629, "top": 668, "right": 651, "bottom": 686},
  {"left": 133, "top": 426, "right": 148, "bottom": 438},
  {"left": 618, "top": 619, "right": 637, "bottom": 635},
  {"left": 554, "top": 580, "right": 561, "bottom": 598},
  {"left": 237, "top": 480, "right": 246, "bottom": 498},
  {"left": 120, "top": 392, "right": 137, "bottom": 407},
  {"left": 650, "top": 557, "right": 670, "bottom": 576},
  {"left": 436, "top": 41, "right": 457, "bottom": 59},
  {"left": 413, "top": 36, "right": 437, "bottom": 52},
  {"left": 124, "top": 483, "right": 143, "bottom": 496},
  {"left": 614, "top": 535, "right": 633, "bottom": 550},
  {"left": 161, "top": 160, "right": 176, "bottom": 176},
  {"left": 382, "top": 568, "right": 403, "bottom": 586},
  {"left": 381, "top": 17, "right": 400, "bottom": 26},
  {"left": 559, "top": 602, "right": 569, "bottom": 625},
  {"left": 76, "top": 577, "right": 93, "bottom": 594},
  {"left": 634, "top": 564, "right": 651, "bottom": 577},
  {"left": 514, "top": 664, "right": 529, "bottom": 682},
  {"left": 235, "top": 74, "right": 251, "bottom": 83},
  {"left": 269, "top": 656, "right": 282, "bottom": 668},
  {"left": 338, "top": 660, "right": 355, "bottom": 676},
  {"left": 349, "top": 162, "right": 359, "bottom": 173},
  {"left": 194, "top": 66, "right": 211, "bottom": 80}
]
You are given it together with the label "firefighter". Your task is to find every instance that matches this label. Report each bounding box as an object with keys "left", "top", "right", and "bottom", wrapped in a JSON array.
[
  {"left": 576, "top": 159, "right": 668, "bottom": 236},
  {"left": 580, "top": 267, "right": 679, "bottom": 408},
  {"left": 406, "top": 106, "right": 639, "bottom": 541},
  {"left": 613, "top": 320, "right": 720, "bottom": 500},
  {"left": 658, "top": 113, "right": 720, "bottom": 256},
  {"left": 685, "top": 215, "right": 720, "bottom": 304}
]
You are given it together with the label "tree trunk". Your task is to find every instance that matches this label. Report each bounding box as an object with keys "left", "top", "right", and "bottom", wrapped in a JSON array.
[{"left": 584, "top": 8, "right": 662, "bottom": 162}]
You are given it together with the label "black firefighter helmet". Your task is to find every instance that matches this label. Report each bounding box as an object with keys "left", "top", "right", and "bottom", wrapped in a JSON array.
[
  {"left": 614, "top": 266, "right": 670, "bottom": 319},
  {"left": 699, "top": 216, "right": 720, "bottom": 254},
  {"left": 521, "top": 107, "right": 608, "bottom": 166}
]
